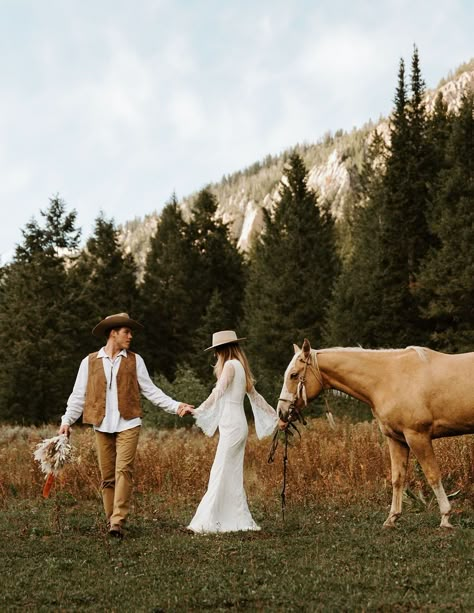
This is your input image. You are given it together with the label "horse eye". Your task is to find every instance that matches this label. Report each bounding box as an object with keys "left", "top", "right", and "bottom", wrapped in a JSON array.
[{"left": 290, "top": 373, "right": 298, "bottom": 379}]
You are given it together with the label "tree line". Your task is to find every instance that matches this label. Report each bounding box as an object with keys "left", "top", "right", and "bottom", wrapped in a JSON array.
[{"left": 0, "top": 48, "right": 473, "bottom": 424}]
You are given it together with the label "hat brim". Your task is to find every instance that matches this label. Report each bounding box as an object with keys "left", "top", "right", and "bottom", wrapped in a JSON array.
[
  {"left": 204, "top": 337, "right": 246, "bottom": 352},
  {"left": 92, "top": 316, "right": 144, "bottom": 338}
]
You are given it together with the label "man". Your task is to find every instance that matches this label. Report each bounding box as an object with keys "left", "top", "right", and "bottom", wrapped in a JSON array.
[{"left": 59, "top": 312, "right": 193, "bottom": 538}]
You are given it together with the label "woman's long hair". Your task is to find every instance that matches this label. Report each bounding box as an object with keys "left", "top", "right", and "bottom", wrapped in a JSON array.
[{"left": 214, "top": 343, "right": 255, "bottom": 392}]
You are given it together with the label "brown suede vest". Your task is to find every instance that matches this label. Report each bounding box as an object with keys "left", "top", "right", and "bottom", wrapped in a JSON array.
[{"left": 83, "top": 351, "right": 142, "bottom": 426}]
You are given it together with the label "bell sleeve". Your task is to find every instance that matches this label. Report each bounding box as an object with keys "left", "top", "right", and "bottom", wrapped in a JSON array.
[
  {"left": 193, "top": 361, "right": 235, "bottom": 437},
  {"left": 247, "top": 387, "right": 278, "bottom": 439}
]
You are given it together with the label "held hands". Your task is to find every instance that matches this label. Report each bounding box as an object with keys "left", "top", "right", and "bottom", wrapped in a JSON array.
[
  {"left": 177, "top": 403, "right": 195, "bottom": 417},
  {"left": 58, "top": 405, "right": 195, "bottom": 429}
]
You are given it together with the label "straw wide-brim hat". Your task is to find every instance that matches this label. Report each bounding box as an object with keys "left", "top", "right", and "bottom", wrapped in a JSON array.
[
  {"left": 205, "top": 330, "right": 246, "bottom": 352},
  {"left": 92, "top": 313, "right": 144, "bottom": 338}
]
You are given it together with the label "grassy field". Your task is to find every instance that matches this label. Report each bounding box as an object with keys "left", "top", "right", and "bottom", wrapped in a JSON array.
[{"left": 1, "top": 419, "right": 474, "bottom": 611}]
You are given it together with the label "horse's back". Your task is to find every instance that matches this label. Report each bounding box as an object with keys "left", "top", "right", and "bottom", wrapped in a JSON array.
[
  {"left": 377, "top": 348, "right": 474, "bottom": 438},
  {"left": 427, "top": 348, "right": 474, "bottom": 380},
  {"left": 421, "top": 349, "right": 474, "bottom": 436}
]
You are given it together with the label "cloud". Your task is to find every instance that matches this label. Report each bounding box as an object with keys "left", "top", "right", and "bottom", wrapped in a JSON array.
[
  {"left": 167, "top": 89, "right": 206, "bottom": 140},
  {"left": 0, "top": 0, "right": 473, "bottom": 258}
]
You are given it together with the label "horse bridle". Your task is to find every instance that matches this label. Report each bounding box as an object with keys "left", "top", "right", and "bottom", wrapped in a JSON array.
[
  {"left": 279, "top": 352, "right": 324, "bottom": 425},
  {"left": 268, "top": 351, "right": 325, "bottom": 520}
]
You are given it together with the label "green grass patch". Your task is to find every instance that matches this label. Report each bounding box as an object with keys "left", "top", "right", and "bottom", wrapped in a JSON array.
[{"left": 1, "top": 497, "right": 473, "bottom": 611}]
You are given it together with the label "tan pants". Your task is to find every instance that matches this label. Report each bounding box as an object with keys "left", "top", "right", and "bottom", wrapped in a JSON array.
[{"left": 94, "top": 426, "right": 140, "bottom": 527}]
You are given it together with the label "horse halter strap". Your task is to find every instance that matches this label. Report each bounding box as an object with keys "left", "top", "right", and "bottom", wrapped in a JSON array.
[
  {"left": 269, "top": 351, "right": 330, "bottom": 521},
  {"left": 284, "top": 351, "right": 332, "bottom": 427},
  {"left": 296, "top": 359, "right": 309, "bottom": 406},
  {"left": 297, "top": 352, "right": 323, "bottom": 407}
]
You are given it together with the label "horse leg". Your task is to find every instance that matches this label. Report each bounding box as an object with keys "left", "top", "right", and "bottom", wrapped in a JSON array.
[
  {"left": 404, "top": 431, "right": 453, "bottom": 529},
  {"left": 383, "top": 438, "right": 409, "bottom": 528}
]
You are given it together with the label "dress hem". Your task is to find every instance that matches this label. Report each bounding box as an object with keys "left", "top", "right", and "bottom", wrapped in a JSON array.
[{"left": 187, "top": 524, "right": 261, "bottom": 534}]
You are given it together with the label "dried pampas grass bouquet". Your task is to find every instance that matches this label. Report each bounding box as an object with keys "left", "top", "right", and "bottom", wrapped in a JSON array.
[{"left": 34, "top": 434, "right": 73, "bottom": 497}]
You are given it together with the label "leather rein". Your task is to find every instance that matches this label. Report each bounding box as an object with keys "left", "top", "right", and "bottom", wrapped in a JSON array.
[{"left": 268, "top": 352, "right": 328, "bottom": 520}]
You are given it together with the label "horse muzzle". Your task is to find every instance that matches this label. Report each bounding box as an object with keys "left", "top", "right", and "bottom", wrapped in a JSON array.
[
  {"left": 277, "top": 397, "right": 292, "bottom": 423},
  {"left": 277, "top": 397, "right": 306, "bottom": 426}
]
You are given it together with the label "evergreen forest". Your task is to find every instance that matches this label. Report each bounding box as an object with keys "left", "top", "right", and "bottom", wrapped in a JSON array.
[{"left": 1, "top": 48, "right": 473, "bottom": 425}]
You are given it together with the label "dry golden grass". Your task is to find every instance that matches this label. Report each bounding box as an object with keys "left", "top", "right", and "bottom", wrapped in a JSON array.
[
  {"left": 2, "top": 418, "right": 474, "bottom": 510},
  {"left": 2, "top": 421, "right": 474, "bottom": 612}
]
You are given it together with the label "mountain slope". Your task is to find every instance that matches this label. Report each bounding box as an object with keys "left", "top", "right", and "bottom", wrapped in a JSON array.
[{"left": 120, "top": 62, "right": 474, "bottom": 272}]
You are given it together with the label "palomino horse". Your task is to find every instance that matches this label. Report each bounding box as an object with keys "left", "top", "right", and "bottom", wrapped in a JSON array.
[{"left": 277, "top": 339, "right": 474, "bottom": 528}]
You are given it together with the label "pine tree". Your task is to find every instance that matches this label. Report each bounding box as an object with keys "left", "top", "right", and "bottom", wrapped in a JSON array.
[
  {"left": 416, "top": 92, "right": 474, "bottom": 351},
  {"left": 377, "top": 49, "right": 437, "bottom": 345},
  {"left": 404, "top": 46, "right": 432, "bottom": 273},
  {"left": 192, "top": 289, "right": 234, "bottom": 383},
  {"left": 427, "top": 92, "right": 452, "bottom": 165},
  {"left": 244, "top": 152, "right": 338, "bottom": 398},
  {"left": 69, "top": 213, "right": 139, "bottom": 356},
  {"left": 327, "top": 60, "right": 414, "bottom": 348},
  {"left": 326, "top": 50, "right": 438, "bottom": 348},
  {"left": 324, "top": 133, "right": 387, "bottom": 346},
  {"left": 375, "top": 57, "right": 419, "bottom": 345},
  {"left": 425, "top": 92, "right": 453, "bottom": 231},
  {"left": 138, "top": 195, "right": 196, "bottom": 380},
  {"left": 187, "top": 188, "right": 246, "bottom": 329},
  {"left": 0, "top": 197, "right": 82, "bottom": 424}
]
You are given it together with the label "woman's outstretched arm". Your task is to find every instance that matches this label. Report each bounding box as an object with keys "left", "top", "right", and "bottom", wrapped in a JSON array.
[{"left": 193, "top": 361, "right": 235, "bottom": 436}]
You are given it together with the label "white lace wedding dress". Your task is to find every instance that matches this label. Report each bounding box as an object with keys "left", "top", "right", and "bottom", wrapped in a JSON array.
[{"left": 188, "top": 359, "right": 278, "bottom": 533}]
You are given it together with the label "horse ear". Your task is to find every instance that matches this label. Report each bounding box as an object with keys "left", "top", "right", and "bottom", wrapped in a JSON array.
[
  {"left": 293, "top": 344, "right": 301, "bottom": 354},
  {"left": 303, "top": 338, "right": 311, "bottom": 357}
]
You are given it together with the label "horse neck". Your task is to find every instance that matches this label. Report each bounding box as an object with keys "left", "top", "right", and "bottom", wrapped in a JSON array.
[{"left": 316, "top": 349, "right": 387, "bottom": 406}]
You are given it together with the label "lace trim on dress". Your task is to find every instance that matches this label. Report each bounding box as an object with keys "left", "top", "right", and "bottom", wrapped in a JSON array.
[
  {"left": 194, "top": 361, "right": 235, "bottom": 437},
  {"left": 247, "top": 387, "right": 278, "bottom": 439}
]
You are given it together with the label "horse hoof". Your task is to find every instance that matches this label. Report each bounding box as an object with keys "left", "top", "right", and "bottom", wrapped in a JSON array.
[{"left": 383, "top": 513, "right": 400, "bottom": 528}]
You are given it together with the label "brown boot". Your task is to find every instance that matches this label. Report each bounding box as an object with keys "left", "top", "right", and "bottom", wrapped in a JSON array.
[{"left": 109, "top": 523, "right": 123, "bottom": 539}]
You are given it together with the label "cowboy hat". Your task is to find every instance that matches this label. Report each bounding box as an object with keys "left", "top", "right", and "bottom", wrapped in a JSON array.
[
  {"left": 205, "top": 330, "right": 246, "bottom": 352},
  {"left": 92, "top": 313, "right": 144, "bottom": 338}
]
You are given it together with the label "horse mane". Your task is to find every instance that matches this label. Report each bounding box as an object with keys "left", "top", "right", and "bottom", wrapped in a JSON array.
[
  {"left": 309, "top": 345, "right": 429, "bottom": 363},
  {"left": 296, "top": 346, "right": 429, "bottom": 400}
]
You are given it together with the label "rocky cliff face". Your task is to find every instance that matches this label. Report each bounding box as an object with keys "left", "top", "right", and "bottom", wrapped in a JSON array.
[
  {"left": 120, "top": 66, "right": 474, "bottom": 271},
  {"left": 426, "top": 69, "right": 474, "bottom": 113}
]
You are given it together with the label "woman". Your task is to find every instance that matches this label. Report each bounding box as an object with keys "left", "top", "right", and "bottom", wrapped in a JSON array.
[{"left": 187, "top": 330, "right": 278, "bottom": 533}]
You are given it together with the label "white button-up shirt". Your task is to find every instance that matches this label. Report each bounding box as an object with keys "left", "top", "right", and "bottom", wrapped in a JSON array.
[{"left": 61, "top": 348, "right": 179, "bottom": 433}]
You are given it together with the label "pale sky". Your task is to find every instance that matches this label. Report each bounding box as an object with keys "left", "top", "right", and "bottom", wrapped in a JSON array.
[{"left": 1, "top": 0, "right": 473, "bottom": 261}]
